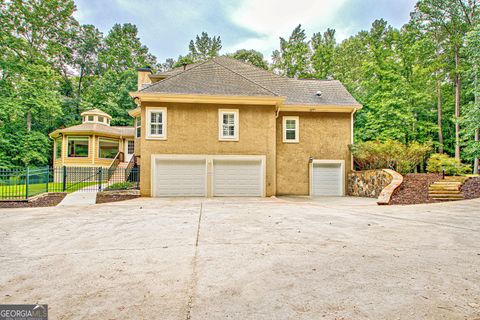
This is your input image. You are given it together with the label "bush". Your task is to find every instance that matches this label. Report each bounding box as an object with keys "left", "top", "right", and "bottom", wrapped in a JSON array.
[
  {"left": 349, "top": 140, "right": 432, "bottom": 174},
  {"left": 105, "top": 182, "right": 135, "bottom": 191},
  {"left": 426, "top": 154, "right": 471, "bottom": 175}
]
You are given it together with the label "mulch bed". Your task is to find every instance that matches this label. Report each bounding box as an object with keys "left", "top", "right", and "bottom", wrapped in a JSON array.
[
  {"left": 96, "top": 190, "right": 140, "bottom": 204},
  {"left": 462, "top": 177, "right": 480, "bottom": 199},
  {"left": 389, "top": 173, "right": 442, "bottom": 205},
  {"left": 0, "top": 193, "right": 66, "bottom": 208}
]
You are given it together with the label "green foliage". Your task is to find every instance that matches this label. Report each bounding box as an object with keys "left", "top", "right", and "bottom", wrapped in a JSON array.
[
  {"left": 105, "top": 181, "right": 135, "bottom": 190},
  {"left": 228, "top": 49, "right": 269, "bottom": 70},
  {"left": 272, "top": 24, "right": 310, "bottom": 78},
  {"left": 426, "top": 154, "right": 471, "bottom": 175},
  {"left": 349, "top": 140, "right": 432, "bottom": 174},
  {"left": 173, "top": 32, "right": 222, "bottom": 68}
]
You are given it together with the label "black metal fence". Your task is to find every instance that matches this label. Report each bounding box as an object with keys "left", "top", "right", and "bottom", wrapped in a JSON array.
[{"left": 0, "top": 166, "right": 140, "bottom": 200}]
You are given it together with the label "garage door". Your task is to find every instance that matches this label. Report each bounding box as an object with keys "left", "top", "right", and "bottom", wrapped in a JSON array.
[
  {"left": 155, "top": 159, "right": 206, "bottom": 196},
  {"left": 311, "top": 162, "right": 343, "bottom": 196},
  {"left": 213, "top": 159, "right": 262, "bottom": 196}
]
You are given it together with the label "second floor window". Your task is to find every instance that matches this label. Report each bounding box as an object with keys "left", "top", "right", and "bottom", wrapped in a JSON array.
[
  {"left": 283, "top": 116, "right": 299, "bottom": 143},
  {"left": 219, "top": 109, "right": 238, "bottom": 141},
  {"left": 146, "top": 107, "right": 167, "bottom": 139},
  {"left": 135, "top": 117, "right": 141, "bottom": 138}
]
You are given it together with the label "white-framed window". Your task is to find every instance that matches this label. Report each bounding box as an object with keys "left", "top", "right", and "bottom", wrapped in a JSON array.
[
  {"left": 135, "top": 117, "right": 141, "bottom": 138},
  {"left": 146, "top": 107, "right": 167, "bottom": 139},
  {"left": 98, "top": 138, "right": 119, "bottom": 159},
  {"left": 283, "top": 116, "right": 299, "bottom": 143},
  {"left": 218, "top": 109, "right": 239, "bottom": 141},
  {"left": 67, "top": 136, "right": 89, "bottom": 157}
]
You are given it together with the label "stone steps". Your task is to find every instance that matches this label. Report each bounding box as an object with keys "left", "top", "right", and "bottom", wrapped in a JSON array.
[{"left": 428, "top": 176, "right": 469, "bottom": 201}]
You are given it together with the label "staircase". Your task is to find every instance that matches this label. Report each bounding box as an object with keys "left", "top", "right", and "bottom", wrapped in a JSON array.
[
  {"left": 428, "top": 176, "right": 470, "bottom": 201},
  {"left": 108, "top": 162, "right": 129, "bottom": 183}
]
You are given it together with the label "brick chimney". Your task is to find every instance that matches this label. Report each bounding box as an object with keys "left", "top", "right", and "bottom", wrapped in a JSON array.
[{"left": 137, "top": 67, "right": 152, "bottom": 91}]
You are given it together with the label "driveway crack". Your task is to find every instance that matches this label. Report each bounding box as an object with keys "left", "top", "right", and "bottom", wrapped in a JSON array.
[{"left": 185, "top": 202, "right": 203, "bottom": 320}]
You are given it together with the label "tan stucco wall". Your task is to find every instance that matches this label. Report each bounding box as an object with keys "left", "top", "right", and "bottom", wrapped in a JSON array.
[
  {"left": 138, "top": 102, "right": 277, "bottom": 197},
  {"left": 276, "top": 112, "right": 352, "bottom": 195}
]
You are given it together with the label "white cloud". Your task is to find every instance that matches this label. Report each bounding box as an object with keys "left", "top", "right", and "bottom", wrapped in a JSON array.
[{"left": 226, "top": 0, "right": 347, "bottom": 58}]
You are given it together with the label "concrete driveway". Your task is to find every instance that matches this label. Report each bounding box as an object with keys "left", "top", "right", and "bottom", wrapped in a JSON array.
[{"left": 0, "top": 197, "right": 479, "bottom": 319}]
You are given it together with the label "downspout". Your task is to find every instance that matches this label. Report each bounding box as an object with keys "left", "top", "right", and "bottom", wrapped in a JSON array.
[{"left": 350, "top": 108, "right": 357, "bottom": 171}]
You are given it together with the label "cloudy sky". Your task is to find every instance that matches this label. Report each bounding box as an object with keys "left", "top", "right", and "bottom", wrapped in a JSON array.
[{"left": 74, "top": 0, "right": 417, "bottom": 62}]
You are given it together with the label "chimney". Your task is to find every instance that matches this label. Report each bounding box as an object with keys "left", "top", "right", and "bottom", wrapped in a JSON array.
[{"left": 137, "top": 67, "right": 152, "bottom": 91}]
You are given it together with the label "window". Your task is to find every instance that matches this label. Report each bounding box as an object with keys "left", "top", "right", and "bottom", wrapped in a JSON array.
[
  {"left": 107, "top": 119, "right": 110, "bottom": 125},
  {"left": 55, "top": 138, "right": 62, "bottom": 159},
  {"left": 146, "top": 107, "right": 167, "bottom": 139},
  {"left": 98, "top": 116, "right": 104, "bottom": 123},
  {"left": 283, "top": 116, "right": 299, "bottom": 143},
  {"left": 135, "top": 117, "right": 141, "bottom": 138},
  {"left": 127, "top": 140, "right": 134, "bottom": 154},
  {"left": 88, "top": 115, "right": 94, "bottom": 122},
  {"left": 218, "top": 109, "right": 239, "bottom": 141},
  {"left": 98, "top": 138, "right": 119, "bottom": 159},
  {"left": 67, "top": 137, "right": 89, "bottom": 157}
]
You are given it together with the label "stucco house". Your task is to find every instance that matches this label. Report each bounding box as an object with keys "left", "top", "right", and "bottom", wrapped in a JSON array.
[
  {"left": 49, "top": 108, "right": 135, "bottom": 169},
  {"left": 128, "top": 56, "right": 361, "bottom": 197}
]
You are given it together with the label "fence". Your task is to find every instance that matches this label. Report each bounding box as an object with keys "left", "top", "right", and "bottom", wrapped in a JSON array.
[{"left": 0, "top": 166, "right": 140, "bottom": 200}]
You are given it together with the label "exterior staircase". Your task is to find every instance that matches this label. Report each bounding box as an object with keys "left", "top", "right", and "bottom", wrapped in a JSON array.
[
  {"left": 428, "top": 176, "right": 470, "bottom": 201},
  {"left": 108, "top": 162, "right": 129, "bottom": 183}
]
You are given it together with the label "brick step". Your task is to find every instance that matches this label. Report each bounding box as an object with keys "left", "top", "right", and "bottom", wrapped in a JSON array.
[
  {"left": 428, "top": 187, "right": 461, "bottom": 192},
  {"left": 433, "top": 197, "right": 464, "bottom": 201},
  {"left": 429, "top": 194, "right": 464, "bottom": 199},
  {"left": 431, "top": 181, "right": 462, "bottom": 185},
  {"left": 428, "top": 190, "right": 462, "bottom": 195}
]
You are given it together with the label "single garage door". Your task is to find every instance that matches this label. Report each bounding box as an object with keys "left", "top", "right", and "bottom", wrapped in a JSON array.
[
  {"left": 155, "top": 159, "right": 206, "bottom": 196},
  {"left": 311, "top": 162, "right": 343, "bottom": 196},
  {"left": 213, "top": 159, "right": 262, "bottom": 196}
]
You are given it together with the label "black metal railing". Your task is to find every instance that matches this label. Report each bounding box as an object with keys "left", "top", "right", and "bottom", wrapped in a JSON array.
[{"left": 0, "top": 165, "right": 140, "bottom": 201}]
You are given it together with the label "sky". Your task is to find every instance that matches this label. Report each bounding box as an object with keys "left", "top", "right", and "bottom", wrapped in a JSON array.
[{"left": 74, "top": 0, "right": 418, "bottom": 63}]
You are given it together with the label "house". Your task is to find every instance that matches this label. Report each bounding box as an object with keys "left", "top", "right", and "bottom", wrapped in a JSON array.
[
  {"left": 49, "top": 108, "right": 135, "bottom": 169},
  {"left": 128, "top": 56, "right": 361, "bottom": 197}
]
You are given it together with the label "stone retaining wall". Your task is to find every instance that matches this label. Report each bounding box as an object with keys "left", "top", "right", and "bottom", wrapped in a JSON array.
[{"left": 348, "top": 170, "right": 393, "bottom": 198}]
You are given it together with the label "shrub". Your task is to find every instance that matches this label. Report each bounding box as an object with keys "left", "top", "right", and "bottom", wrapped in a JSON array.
[
  {"left": 105, "top": 181, "right": 135, "bottom": 191},
  {"left": 349, "top": 140, "right": 432, "bottom": 174},
  {"left": 426, "top": 154, "right": 471, "bottom": 175}
]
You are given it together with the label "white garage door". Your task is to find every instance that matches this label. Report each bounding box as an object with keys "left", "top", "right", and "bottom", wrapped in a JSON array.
[
  {"left": 311, "top": 162, "right": 343, "bottom": 196},
  {"left": 213, "top": 159, "right": 262, "bottom": 196},
  {"left": 155, "top": 159, "right": 206, "bottom": 196}
]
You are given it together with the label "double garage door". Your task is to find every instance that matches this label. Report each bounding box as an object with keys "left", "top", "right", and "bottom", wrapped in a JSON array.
[{"left": 154, "top": 157, "right": 263, "bottom": 197}]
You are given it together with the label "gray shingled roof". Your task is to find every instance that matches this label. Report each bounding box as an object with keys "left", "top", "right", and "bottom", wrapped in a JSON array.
[
  {"left": 51, "top": 123, "right": 134, "bottom": 137},
  {"left": 141, "top": 56, "right": 360, "bottom": 107}
]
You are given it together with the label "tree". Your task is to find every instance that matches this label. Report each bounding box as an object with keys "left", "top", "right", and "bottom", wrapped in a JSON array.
[
  {"left": 272, "top": 24, "right": 310, "bottom": 78},
  {"left": 310, "top": 28, "right": 336, "bottom": 79},
  {"left": 83, "top": 23, "right": 157, "bottom": 125},
  {"left": 413, "top": 0, "right": 479, "bottom": 159},
  {"left": 71, "top": 24, "right": 103, "bottom": 118},
  {"left": 173, "top": 32, "right": 222, "bottom": 67},
  {"left": 462, "top": 24, "right": 480, "bottom": 173},
  {"left": 228, "top": 49, "right": 269, "bottom": 70},
  {"left": 98, "top": 23, "right": 156, "bottom": 73}
]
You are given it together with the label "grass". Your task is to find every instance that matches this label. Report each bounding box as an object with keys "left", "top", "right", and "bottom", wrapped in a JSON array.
[{"left": 0, "top": 181, "right": 98, "bottom": 199}]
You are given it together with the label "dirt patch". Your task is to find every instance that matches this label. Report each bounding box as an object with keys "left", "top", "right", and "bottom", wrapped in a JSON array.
[
  {"left": 462, "top": 177, "right": 480, "bottom": 199},
  {"left": 0, "top": 193, "right": 66, "bottom": 208},
  {"left": 96, "top": 190, "right": 140, "bottom": 204},
  {"left": 389, "top": 173, "right": 442, "bottom": 205}
]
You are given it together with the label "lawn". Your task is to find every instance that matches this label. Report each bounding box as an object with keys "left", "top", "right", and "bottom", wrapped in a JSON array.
[{"left": 0, "top": 181, "right": 98, "bottom": 199}]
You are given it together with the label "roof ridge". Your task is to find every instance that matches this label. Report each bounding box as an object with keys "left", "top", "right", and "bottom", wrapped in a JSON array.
[
  {"left": 139, "top": 59, "right": 212, "bottom": 92},
  {"left": 212, "top": 57, "right": 279, "bottom": 96},
  {"left": 218, "top": 56, "right": 289, "bottom": 81}
]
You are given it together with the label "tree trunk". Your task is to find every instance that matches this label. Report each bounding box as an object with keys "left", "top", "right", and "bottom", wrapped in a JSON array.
[
  {"left": 76, "top": 66, "right": 84, "bottom": 118},
  {"left": 26, "top": 111, "right": 31, "bottom": 132},
  {"left": 437, "top": 79, "right": 444, "bottom": 153},
  {"left": 455, "top": 49, "right": 461, "bottom": 160},
  {"left": 475, "top": 128, "right": 479, "bottom": 175}
]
